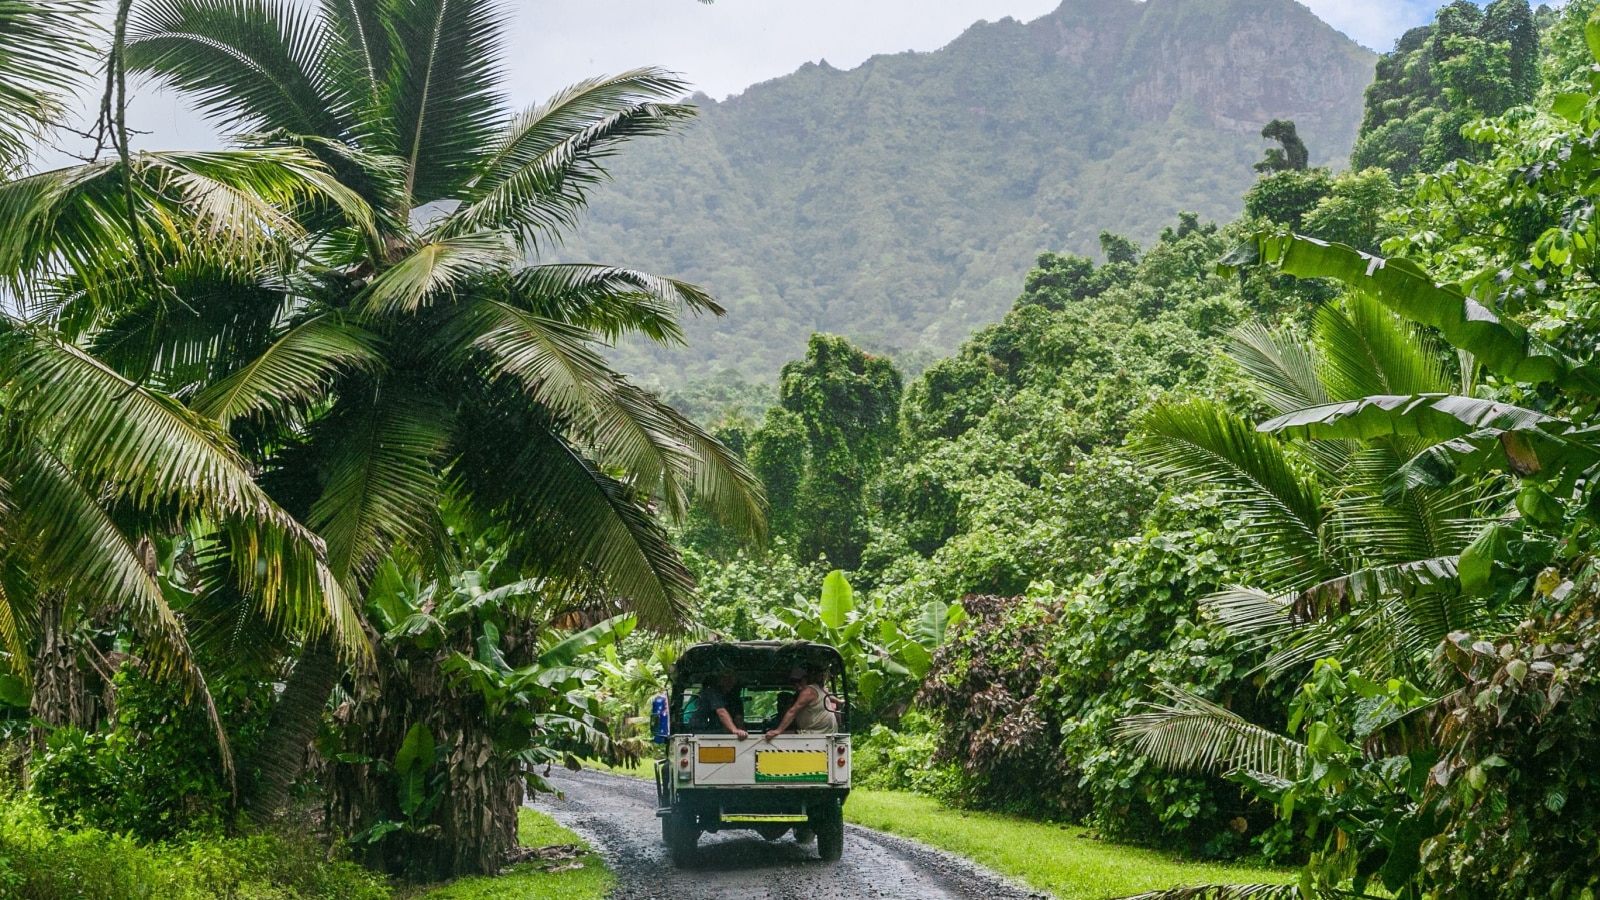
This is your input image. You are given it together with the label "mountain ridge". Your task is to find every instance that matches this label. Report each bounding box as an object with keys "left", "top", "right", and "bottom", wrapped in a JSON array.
[{"left": 560, "top": 0, "right": 1376, "bottom": 386}]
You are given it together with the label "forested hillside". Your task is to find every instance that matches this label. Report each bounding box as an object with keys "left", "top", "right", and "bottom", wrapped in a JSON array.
[{"left": 564, "top": 0, "right": 1374, "bottom": 385}]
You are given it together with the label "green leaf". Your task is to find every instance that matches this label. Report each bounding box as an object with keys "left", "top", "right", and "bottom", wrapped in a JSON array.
[
  {"left": 394, "top": 722, "right": 435, "bottom": 774},
  {"left": 1515, "top": 485, "right": 1565, "bottom": 527},
  {"left": 537, "top": 614, "right": 637, "bottom": 668},
  {"left": 820, "top": 570, "right": 853, "bottom": 630},
  {"left": 1587, "top": 17, "right": 1600, "bottom": 66},
  {"left": 1552, "top": 92, "right": 1591, "bottom": 123},
  {"left": 1458, "top": 523, "right": 1510, "bottom": 594},
  {"left": 1227, "top": 233, "right": 1600, "bottom": 394},
  {"left": 913, "top": 599, "right": 950, "bottom": 648},
  {"left": 897, "top": 641, "right": 933, "bottom": 679},
  {"left": 0, "top": 674, "right": 29, "bottom": 708}
]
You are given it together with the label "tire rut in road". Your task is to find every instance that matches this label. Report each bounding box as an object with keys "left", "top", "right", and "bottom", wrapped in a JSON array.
[{"left": 531, "top": 767, "right": 1047, "bottom": 900}]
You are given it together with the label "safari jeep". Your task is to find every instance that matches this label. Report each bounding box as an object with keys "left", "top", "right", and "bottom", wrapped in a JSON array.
[{"left": 654, "top": 641, "right": 851, "bottom": 865}]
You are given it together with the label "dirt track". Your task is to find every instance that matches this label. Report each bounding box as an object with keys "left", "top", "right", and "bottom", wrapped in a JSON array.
[{"left": 532, "top": 767, "right": 1046, "bottom": 900}]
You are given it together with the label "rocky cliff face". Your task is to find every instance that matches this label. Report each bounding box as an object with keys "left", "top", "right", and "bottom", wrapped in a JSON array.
[
  {"left": 559, "top": 0, "right": 1376, "bottom": 387},
  {"left": 1114, "top": 0, "right": 1371, "bottom": 142}
]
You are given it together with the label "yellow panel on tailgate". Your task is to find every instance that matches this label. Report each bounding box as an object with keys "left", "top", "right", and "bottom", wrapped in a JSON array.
[
  {"left": 755, "top": 750, "right": 829, "bottom": 782},
  {"left": 698, "top": 745, "right": 736, "bottom": 764}
]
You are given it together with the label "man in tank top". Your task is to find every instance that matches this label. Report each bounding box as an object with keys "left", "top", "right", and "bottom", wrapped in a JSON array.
[{"left": 763, "top": 666, "right": 837, "bottom": 737}]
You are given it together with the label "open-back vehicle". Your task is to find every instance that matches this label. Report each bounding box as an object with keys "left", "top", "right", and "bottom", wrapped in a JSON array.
[{"left": 654, "top": 641, "right": 851, "bottom": 865}]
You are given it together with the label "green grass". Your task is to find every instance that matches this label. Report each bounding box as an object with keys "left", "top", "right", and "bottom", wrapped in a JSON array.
[
  {"left": 843, "top": 790, "right": 1294, "bottom": 900},
  {"left": 409, "top": 808, "right": 613, "bottom": 900}
]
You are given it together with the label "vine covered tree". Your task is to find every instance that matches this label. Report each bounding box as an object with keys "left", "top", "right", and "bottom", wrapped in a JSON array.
[
  {"left": 750, "top": 334, "right": 901, "bottom": 568},
  {"left": 1350, "top": 0, "right": 1539, "bottom": 176},
  {"left": 1252, "top": 119, "right": 1309, "bottom": 173}
]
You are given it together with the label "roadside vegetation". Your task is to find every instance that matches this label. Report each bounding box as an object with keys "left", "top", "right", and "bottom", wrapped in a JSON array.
[
  {"left": 844, "top": 790, "right": 1290, "bottom": 900},
  {"left": 409, "top": 809, "right": 613, "bottom": 900}
]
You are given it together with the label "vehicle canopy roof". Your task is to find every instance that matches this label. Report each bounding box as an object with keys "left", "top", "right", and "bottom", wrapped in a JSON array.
[{"left": 672, "top": 640, "right": 846, "bottom": 686}]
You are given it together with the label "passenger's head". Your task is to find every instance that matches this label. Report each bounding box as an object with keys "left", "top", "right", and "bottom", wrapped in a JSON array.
[
  {"left": 714, "top": 668, "right": 738, "bottom": 691},
  {"left": 788, "top": 666, "right": 813, "bottom": 688}
]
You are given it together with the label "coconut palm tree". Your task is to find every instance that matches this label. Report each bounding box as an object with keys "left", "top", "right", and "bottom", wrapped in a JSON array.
[
  {"left": 116, "top": 0, "right": 765, "bottom": 825},
  {"left": 0, "top": 1, "right": 373, "bottom": 781},
  {"left": 1134, "top": 291, "right": 1497, "bottom": 686},
  {"left": 1109, "top": 231, "right": 1587, "bottom": 900}
]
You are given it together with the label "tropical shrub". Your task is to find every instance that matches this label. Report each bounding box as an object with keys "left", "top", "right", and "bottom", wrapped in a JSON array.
[
  {"left": 0, "top": 784, "right": 389, "bottom": 900},
  {"left": 30, "top": 663, "right": 273, "bottom": 841}
]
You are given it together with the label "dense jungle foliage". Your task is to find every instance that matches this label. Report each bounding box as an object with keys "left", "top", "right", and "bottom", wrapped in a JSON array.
[
  {"left": 677, "top": 0, "right": 1600, "bottom": 896},
  {"left": 559, "top": 0, "right": 1375, "bottom": 386}
]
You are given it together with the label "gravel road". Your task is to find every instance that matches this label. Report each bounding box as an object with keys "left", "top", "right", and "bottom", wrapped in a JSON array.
[{"left": 532, "top": 767, "right": 1048, "bottom": 900}]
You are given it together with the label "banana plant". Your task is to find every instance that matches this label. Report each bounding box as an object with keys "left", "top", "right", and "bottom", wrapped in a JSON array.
[{"left": 759, "top": 570, "right": 965, "bottom": 718}]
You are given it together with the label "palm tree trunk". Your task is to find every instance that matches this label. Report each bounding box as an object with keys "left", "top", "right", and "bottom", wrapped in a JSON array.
[
  {"left": 247, "top": 636, "right": 341, "bottom": 822},
  {"left": 30, "top": 592, "right": 99, "bottom": 752}
]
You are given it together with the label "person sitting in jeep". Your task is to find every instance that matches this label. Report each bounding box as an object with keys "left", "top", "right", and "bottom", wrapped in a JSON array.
[
  {"left": 764, "top": 666, "right": 837, "bottom": 737},
  {"left": 698, "top": 669, "right": 748, "bottom": 739}
]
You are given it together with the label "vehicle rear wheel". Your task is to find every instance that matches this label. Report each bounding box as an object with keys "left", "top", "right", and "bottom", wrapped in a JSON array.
[
  {"left": 666, "top": 813, "right": 700, "bottom": 866},
  {"left": 812, "top": 802, "right": 844, "bottom": 862}
]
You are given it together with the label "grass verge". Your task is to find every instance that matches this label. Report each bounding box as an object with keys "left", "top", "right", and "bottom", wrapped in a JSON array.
[
  {"left": 843, "top": 789, "right": 1294, "bottom": 900},
  {"left": 409, "top": 808, "right": 613, "bottom": 900}
]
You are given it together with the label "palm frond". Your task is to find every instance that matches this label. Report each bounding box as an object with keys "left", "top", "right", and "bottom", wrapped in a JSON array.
[
  {"left": 384, "top": 0, "right": 506, "bottom": 206},
  {"left": 5, "top": 327, "right": 284, "bottom": 528},
  {"left": 191, "top": 313, "right": 381, "bottom": 427},
  {"left": 316, "top": 0, "right": 390, "bottom": 126},
  {"left": 0, "top": 149, "right": 374, "bottom": 307},
  {"left": 1212, "top": 558, "right": 1484, "bottom": 684},
  {"left": 1223, "top": 231, "right": 1600, "bottom": 395},
  {"left": 360, "top": 231, "right": 517, "bottom": 315},
  {"left": 507, "top": 263, "right": 723, "bottom": 343},
  {"left": 0, "top": 1, "right": 95, "bottom": 172},
  {"left": 447, "top": 298, "right": 622, "bottom": 421},
  {"left": 127, "top": 0, "right": 340, "bottom": 137},
  {"left": 2, "top": 328, "right": 366, "bottom": 656},
  {"left": 7, "top": 444, "right": 189, "bottom": 670},
  {"left": 7, "top": 443, "right": 239, "bottom": 786},
  {"left": 1315, "top": 292, "right": 1451, "bottom": 401},
  {"left": 1115, "top": 685, "right": 1305, "bottom": 780},
  {"left": 449, "top": 396, "right": 695, "bottom": 630},
  {"left": 442, "top": 68, "right": 694, "bottom": 248},
  {"left": 606, "top": 382, "right": 767, "bottom": 543},
  {"left": 307, "top": 382, "right": 451, "bottom": 585},
  {"left": 1226, "top": 322, "right": 1327, "bottom": 415},
  {"left": 1135, "top": 400, "right": 1334, "bottom": 588}
]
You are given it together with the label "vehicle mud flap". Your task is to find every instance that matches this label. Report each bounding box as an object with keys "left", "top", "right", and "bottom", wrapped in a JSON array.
[
  {"left": 811, "top": 800, "right": 843, "bottom": 862},
  {"left": 666, "top": 812, "right": 700, "bottom": 866}
]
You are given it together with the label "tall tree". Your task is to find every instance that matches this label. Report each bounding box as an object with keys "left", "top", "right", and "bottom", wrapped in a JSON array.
[
  {"left": 107, "top": 0, "right": 766, "bottom": 832},
  {"left": 752, "top": 334, "right": 901, "bottom": 568}
]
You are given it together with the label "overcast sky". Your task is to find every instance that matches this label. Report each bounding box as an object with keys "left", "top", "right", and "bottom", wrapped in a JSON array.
[{"left": 60, "top": 0, "right": 1466, "bottom": 162}]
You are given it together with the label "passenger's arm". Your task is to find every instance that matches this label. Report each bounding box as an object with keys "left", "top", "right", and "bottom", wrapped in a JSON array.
[
  {"left": 717, "top": 706, "right": 748, "bottom": 740},
  {"left": 764, "top": 686, "right": 817, "bottom": 740}
]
